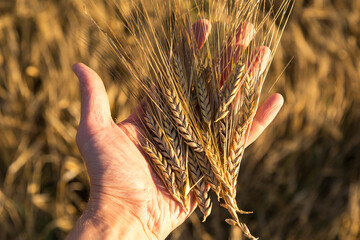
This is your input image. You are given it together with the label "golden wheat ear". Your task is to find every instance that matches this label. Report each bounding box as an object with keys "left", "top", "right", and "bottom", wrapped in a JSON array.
[{"left": 90, "top": 0, "right": 293, "bottom": 239}]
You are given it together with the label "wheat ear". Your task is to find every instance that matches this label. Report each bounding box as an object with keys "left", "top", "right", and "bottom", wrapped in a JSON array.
[
  {"left": 143, "top": 141, "right": 183, "bottom": 206},
  {"left": 173, "top": 53, "right": 188, "bottom": 97},
  {"left": 196, "top": 66, "right": 212, "bottom": 125},
  {"left": 187, "top": 148, "right": 212, "bottom": 221},
  {"left": 164, "top": 119, "right": 190, "bottom": 209},
  {"left": 227, "top": 121, "right": 247, "bottom": 188},
  {"left": 225, "top": 219, "right": 258, "bottom": 240},
  {"left": 215, "top": 64, "right": 246, "bottom": 122},
  {"left": 164, "top": 88, "right": 204, "bottom": 152},
  {"left": 144, "top": 110, "right": 182, "bottom": 171},
  {"left": 228, "top": 73, "right": 260, "bottom": 196}
]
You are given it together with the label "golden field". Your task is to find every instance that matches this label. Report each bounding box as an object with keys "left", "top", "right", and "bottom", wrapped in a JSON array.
[{"left": 0, "top": 0, "right": 359, "bottom": 239}]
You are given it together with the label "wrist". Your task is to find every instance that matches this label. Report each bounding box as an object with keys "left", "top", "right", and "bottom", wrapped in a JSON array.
[{"left": 67, "top": 196, "right": 152, "bottom": 240}]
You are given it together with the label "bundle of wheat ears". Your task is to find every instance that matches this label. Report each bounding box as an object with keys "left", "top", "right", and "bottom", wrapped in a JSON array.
[{"left": 91, "top": 0, "right": 292, "bottom": 239}]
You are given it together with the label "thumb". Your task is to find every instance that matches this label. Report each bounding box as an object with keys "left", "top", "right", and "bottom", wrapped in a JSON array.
[{"left": 73, "top": 63, "right": 112, "bottom": 130}]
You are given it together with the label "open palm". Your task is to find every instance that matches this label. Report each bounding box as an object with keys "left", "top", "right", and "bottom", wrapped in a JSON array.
[{"left": 68, "top": 20, "right": 284, "bottom": 240}]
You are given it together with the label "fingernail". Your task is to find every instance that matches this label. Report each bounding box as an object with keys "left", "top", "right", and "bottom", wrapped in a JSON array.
[
  {"left": 236, "top": 22, "right": 255, "bottom": 48},
  {"left": 72, "top": 63, "right": 81, "bottom": 77},
  {"left": 248, "top": 46, "right": 271, "bottom": 76},
  {"left": 192, "top": 19, "right": 212, "bottom": 49}
]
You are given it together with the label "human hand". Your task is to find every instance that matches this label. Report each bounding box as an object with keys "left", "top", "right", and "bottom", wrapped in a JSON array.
[{"left": 67, "top": 20, "right": 284, "bottom": 240}]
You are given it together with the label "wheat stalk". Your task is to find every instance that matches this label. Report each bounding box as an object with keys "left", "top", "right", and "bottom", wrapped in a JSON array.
[{"left": 99, "top": 0, "right": 294, "bottom": 238}]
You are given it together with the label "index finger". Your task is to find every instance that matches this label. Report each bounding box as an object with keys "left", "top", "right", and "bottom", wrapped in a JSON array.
[
  {"left": 219, "top": 22, "right": 255, "bottom": 86},
  {"left": 192, "top": 19, "right": 212, "bottom": 50}
]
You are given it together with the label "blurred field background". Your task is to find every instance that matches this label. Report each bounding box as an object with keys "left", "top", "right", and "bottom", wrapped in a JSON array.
[{"left": 0, "top": 0, "right": 359, "bottom": 239}]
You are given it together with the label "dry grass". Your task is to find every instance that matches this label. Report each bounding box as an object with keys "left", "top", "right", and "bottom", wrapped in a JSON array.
[{"left": 0, "top": 0, "right": 359, "bottom": 239}]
